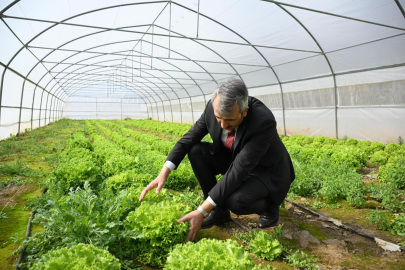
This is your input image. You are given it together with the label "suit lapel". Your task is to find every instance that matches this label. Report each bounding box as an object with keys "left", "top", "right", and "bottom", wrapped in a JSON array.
[
  {"left": 233, "top": 122, "right": 245, "bottom": 152},
  {"left": 211, "top": 114, "right": 222, "bottom": 154},
  {"left": 233, "top": 97, "right": 252, "bottom": 153}
]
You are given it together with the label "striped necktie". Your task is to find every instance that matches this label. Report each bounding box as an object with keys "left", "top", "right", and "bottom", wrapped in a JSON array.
[{"left": 224, "top": 129, "right": 236, "bottom": 150}]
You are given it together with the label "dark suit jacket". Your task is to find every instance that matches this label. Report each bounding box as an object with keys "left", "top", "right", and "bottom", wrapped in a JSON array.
[{"left": 167, "top": 96, "right": 295, "bottom": 206}]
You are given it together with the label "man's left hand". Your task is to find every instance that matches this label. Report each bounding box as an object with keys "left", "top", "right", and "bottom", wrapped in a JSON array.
[{"left": 177, "top": 210, "right": 204, "bottom": 243}]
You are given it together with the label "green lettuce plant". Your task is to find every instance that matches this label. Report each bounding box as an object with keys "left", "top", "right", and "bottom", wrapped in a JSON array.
[
  {"left": 165, "top": 239, "right": 259, "bottom": 270},
  {"left": 370, "top": 150, "right": 389, "bottom": 165},
  {"left": 248, "top": 231, "right": 283, "bottom": 261},
  {"left": 124, "top": 200, "right": 190, "bottom": 267},
  {"left": 30, "top": 244, "right": 120, "bottom": 270},
  {"left": 385, "top": 143, "right": 400, "bottom": 155},
  {"left": 104, "top": 170, "right": 153, "bottom": 192},
  {"left": 368, "top": 142, "right": 385, "bottom": 156}
]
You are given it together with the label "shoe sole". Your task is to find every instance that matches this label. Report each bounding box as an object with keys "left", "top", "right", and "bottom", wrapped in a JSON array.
[{"left": 256, "top": 221, "right": 279, "bottom": 229}]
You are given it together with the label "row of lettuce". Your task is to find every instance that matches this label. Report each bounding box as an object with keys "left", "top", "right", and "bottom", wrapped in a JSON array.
[
  {"left": 23, "top": 121, "right": 279, "bottom": 269},
  {"left": 121, "top": 119, "right": 405, "bottom": 237}
]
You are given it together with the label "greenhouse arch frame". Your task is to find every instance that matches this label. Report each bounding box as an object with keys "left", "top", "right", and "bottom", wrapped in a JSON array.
[{"left": 1, "top": 0, "right": 404, "bottom": 143}]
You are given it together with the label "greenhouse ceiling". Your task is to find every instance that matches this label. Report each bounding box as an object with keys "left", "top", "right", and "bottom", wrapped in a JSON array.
[{"left": 1, "top": 0, "right": 405, "bottom": 139}]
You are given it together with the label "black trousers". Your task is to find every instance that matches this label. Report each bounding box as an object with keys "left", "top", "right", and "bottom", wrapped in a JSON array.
[{"left": 188, "top": 142, "right": 270, "bottom": 215}]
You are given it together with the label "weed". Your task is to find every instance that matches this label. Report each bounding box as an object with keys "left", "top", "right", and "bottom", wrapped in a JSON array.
[
  {"left": 0, "top": 210, "right": 8, "bottom": 220},
  {"left": 398, "top": 136, "right": 404, "bottom": 146},
  {"left": 10, "top": 233, "right": 23, "bottom": 244},
  {"left": 284, "top": 249, "right": 320, "bottom": 270},
  {"left": 367, "top": 210, "right": 391, "bottom": 231},
  {"left": 0, "top": 158, "right": 40, "bottom": 177}
]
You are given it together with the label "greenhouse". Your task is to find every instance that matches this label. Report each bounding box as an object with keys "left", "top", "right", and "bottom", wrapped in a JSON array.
[{"left": 0, "top": 0, "right": 404, "bottom": 269}]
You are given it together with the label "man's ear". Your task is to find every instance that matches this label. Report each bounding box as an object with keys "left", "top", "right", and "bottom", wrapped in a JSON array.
[{"left": 243, "top": 106, "right": 249, "bottom": 117}]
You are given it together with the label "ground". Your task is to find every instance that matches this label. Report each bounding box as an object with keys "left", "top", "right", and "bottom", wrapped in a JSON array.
[{"left": 0, "top": 120, "right": 404, "bottom": 269}]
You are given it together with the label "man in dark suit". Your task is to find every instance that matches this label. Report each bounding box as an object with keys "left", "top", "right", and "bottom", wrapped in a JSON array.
[{"left": 139, "top": 79, "right": 295, "bottom": 242}]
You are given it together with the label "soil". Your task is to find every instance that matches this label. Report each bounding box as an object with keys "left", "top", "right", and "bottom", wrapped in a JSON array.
[
  {"left": 0, "top": 184, "right": 37, "bottom": 208},
  {"left": 203, "top": 202, "right": 405, "bottom": 270}
]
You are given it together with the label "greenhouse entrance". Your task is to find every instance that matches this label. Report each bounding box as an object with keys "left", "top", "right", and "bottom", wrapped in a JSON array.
[{"left": 1, "top": 1, "right": 405, "bottom": 269}]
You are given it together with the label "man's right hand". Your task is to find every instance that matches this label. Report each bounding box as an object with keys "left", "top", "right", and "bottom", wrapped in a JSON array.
[{"left": 139, "top": 166, "right": 171, "bottom": 202}]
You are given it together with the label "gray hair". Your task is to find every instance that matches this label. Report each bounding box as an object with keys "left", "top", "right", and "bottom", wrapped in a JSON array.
[{"left": 211, "top": 79, "right": 248, "bottom": 116}]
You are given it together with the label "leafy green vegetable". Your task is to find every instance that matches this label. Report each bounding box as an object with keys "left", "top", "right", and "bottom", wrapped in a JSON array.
[
  {"left": 370, "top": 150, "right": 389, "bottom": 165},
  {"left": 390, "top": 214, "right": 405, "bottom": 237},
  {"left": 248, "top": 231, "right": 283, "bottom": 261},
  {"left": 378, "top": 156, "right": 405, "bottom": 188},
  {"left": 102, "top": 154, "right": 138, "bottom": 177},
  {"left": 30, "top": 243, "right": 121, "bottom": 270},
  {"left": 284, "top": 250, "right": 319, "bottom": 270},
  {"left": 385, "top": 143, "right": 400, "bottom": 155},
  {"left": 124, "top": 200, "right": 190, "bottom": 267},
  {"left": 104, "top": 170, "right": 153, "bottom": 192},
  {"left": 47, "top": 147, "right": 102, "bottom": 194},
  {"left": 165, "top": 239, "right": 259, "bottom": 270}
]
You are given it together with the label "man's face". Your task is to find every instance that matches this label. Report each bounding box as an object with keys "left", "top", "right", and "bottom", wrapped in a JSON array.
[{"left": 212, "top": 96, "right": 248, "bottom": 131}]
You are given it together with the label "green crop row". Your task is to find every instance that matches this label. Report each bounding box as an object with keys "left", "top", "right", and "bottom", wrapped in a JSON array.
[
  {"left": 118, "top": 119, "right": 193, "bottom": 137},
  {"left": 116, "top": 119, "right": 213, "bottom": 142},
  {"left": 91, "top": 120, "right": 197, "bottom": 191},
  {"left": 24, "top": 121, "right": 207, "bottom": 269}
]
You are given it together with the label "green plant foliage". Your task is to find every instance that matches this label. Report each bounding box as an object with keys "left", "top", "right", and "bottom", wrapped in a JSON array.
[
  {"left": 368, "top": 142, "right": 385, "bottom": 156},
  {"left": 124, "top": 200, "right": 190, "bottom": 267},
  {"left": 367, "top": 210, "right": 391, "bottom": 231},
  {"left": 285, "top": 250, "right": 319, "bottom": 270},
  {"left": 368, "top": 182, "right": 405, "bottom": 212},
  {"left": 289, "top": 135, "right": 305, "bottom": 145},
  {"left": 90, "top": 120, "right": 198, "bottom": 191},
  {"left": 102, "top": 154, "right": 138, "bottom": 177},
  {"left": 104, "top": 170, "right": 153, "bottom": 192},
  {"left": 165, "top": 239, "right": 259, "bottom": 270},
  {"left": 370, "top": 150, "right": 389, "bottom": 165},
  {"left": 323, "top": 137, "right": 338, "bottom": 145},
  {"left": 66, "top": 130, "right": 93, "bottom": 151},
  {"left": 385, "top": 143, "right": 400, "bottom": 155},
  {"left": 345, "top": 138, "right": 358, "bottom": 146},
  {"left": 23, "top": 183, "right": 152, "bottom": 260},
  {"left": 30, "top": 243, "right": 121, "bottom": 270},
  {"left": 378, "top": 156, "right": 405, "bottom": 188},
  {"left": 301, "top": 136, "right": 314, "bottom": 145},
  {"left": 313, "top": 135, "right": 325, "bottom": 144},
  {"left": 121, "top": 119, "right": 193, "bottom": 138},
  {"left": 310, "top": 142, "right": 323, "bottom": 149},
  {"left": 47, "top": 148, "right": 102, "bottom": 193},
  {"left": 378, "top": 164, "right": 389, "bottom": 183},
  {"left": 248, "top": 231, "right": 283, "bottom": 261},
  {"left": 0, "top": 158, "right": 40, "bottom": 177},
  {"left": 335, "top": 140, "right": 346, "bottom": 146},
  {"left": 357, "top": 140, "right": 372, "bottom": 157},
  {"left": 290, "top": 156, "right": 365, "bottom": 206},
  {"left": 390, "top": 213, "right": 405, "bottom": 237},
  {"left": 330, "top": 146, "right": 366, "bottom": 171},
  {"left": 170, "top": 187, "right": 204, "bottom": 210}
]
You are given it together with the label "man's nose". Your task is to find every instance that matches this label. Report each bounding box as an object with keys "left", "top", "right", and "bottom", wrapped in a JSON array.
[{"left": 221, "top": 121, "right": 228, "bottom": 129}]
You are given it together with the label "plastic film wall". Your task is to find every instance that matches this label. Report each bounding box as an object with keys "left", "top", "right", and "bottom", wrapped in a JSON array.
[{"left": 1, "top": 0, "right": 404, "bottom": 143}]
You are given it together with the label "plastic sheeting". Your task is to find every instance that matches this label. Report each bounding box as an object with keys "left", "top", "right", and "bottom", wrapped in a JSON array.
[{"left": 0, "top": 0, "right": 404, "bottom": 142}]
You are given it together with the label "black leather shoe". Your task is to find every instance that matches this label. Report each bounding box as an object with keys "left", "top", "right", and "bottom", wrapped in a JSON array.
[
  {"left": 257, "top": 204, "right": 279, "bottom": 229},
  {"left": 201, "top": 208, "right": 231, "bottom": 229}
]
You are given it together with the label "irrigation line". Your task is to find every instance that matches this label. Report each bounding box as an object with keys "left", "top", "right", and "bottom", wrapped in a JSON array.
[
  {"left": 285, "top": 199, "right": 405, "bottom": 252},
  {"left": 15, "top": 188, "right": 47, "bottom": 270}
]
